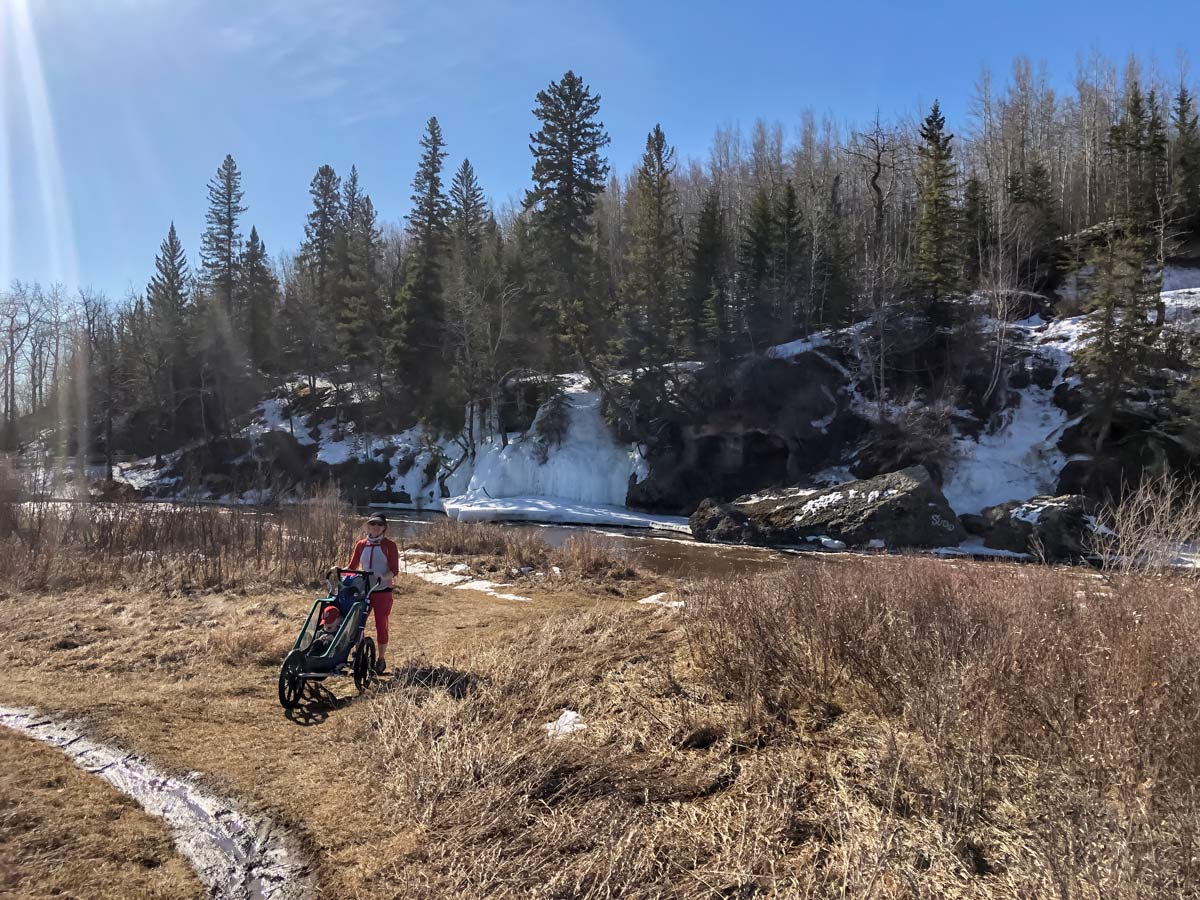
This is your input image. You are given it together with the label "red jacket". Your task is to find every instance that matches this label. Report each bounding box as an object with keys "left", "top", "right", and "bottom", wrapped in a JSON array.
[{"left": 347, "top": 537, "right": 399, "bottom": 591}]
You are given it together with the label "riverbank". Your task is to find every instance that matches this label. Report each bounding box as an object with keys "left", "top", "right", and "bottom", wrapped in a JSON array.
[{"left": 3, "top": 507, "right": 1197, "bottom": 898}]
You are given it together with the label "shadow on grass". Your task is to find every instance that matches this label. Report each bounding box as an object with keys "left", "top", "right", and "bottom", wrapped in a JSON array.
[
  {"left": 284, "top": 680, "right": 355, "bottom": 727},
  {"left": 388, "top": 663, "right": 479, "bottom": 700}
]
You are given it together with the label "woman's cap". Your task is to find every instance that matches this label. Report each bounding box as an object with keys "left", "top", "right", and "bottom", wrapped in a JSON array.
[{"left": 367, "top": 513, "right": 387, "bottom": 526}]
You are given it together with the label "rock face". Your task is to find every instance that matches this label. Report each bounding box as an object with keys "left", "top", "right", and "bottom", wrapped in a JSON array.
[
  {"left": 688, "top": 498, "right": 761, "bottom": 544},
  {"left": 972, "top": 494, "right": 1098, "bottom": 562},
  {"left": 690, "top": 466, "right": 966, "bottom": 549},
  {"left": 629, "top": 351, "right": 867, "bottom": 515}
]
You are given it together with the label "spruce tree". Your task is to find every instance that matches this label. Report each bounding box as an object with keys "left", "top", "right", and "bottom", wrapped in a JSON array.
[
  {"left": 145, "top": 223, "right": 190, "bottom": 458},
  {"left": 621, "top": 124, "right": 682, "bottom": 366},
  {"left": 961, "top": 175, "right": 988, "bottom": 287},
  {"left": 396, "top": 118, "right": 451, "bottom": 401},
  {"left": 684, "top": 189, "right": 727, "bottom": 357},
  {"left": 1077, "top": 231, "right": 1161, "bottom": 451},
  {"left": 449, "top": 159, "right": 488, "bottom": 253},
  {"left": 1173, "top": 84, "right": 1200, "bottom": 229},
  {"left": 739, "top": 186, "right": 776, "bottom": 350},
  {"left": 237, "top": 226, "right": 279, "bottom": 371},
  {"left": 525, "top": 71, "right": 611, "bottom": 366},
  {"left": 912, "top": 101, "right": 961, "bottom": 321},
  {"left": 200, "top": 154, "right": 246, "bottom": 318},
  {"left": 775, "top": 180, "right": 805, "bottom": 332},
  {"left": 300, "top": 165, "right": 342, "bottom": 312},
  {"left": 337, "top": 191, "right": 385, "bottom": 372}
]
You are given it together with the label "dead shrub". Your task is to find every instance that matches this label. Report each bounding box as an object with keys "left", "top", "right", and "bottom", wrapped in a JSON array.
[
  {"left": 682, "top": 555, "right": 1200, "bottom": 897},
  {"left": 1092, "top": 470, "right": 1200, "bottom": 575}
]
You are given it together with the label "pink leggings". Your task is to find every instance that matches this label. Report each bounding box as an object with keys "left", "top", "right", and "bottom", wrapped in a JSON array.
[{"left": 371, "top": 591, "right": 393, "bottom": 645}]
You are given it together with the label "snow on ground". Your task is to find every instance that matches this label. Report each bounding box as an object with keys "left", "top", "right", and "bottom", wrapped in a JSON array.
[
  {"left": 941, "top": 318, "right": 1076, "bottom": 515},
  {"left": 766, "top": 333, "right": 830, "bottom": 359},
  {"left": 1164, "top": 287, "right": 1200, "bottom": 332},
  {"left": 1163, "top": 265, "right": 1200, "bottom": 292},
  {"left": 543, "top": 709, "right": 587, "bottom": 738},
  {"left": 397, "top": 552, "right": 532, "bottom": 602},
  {"left": 443, "top": 495, "right": 689, "bottom": 531}
]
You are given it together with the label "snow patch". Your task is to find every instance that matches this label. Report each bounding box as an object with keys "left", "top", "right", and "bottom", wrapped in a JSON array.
[
  {"left": 543, "top": 709, "right": 587, "bottom": 738},
  {"left": 0, "top": 706, "right": 311, "bottom": 900}
]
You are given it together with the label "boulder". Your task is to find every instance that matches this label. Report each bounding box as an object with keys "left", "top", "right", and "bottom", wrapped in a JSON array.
[
  {"left": 977, "top": 494, "right": 1098, "bottom": 562},
  {"left": 691, "top": 466, "right": 966, "bottom": 549},
  {"left": 688, "top": 498, "right": 761, "bottom": 544}
]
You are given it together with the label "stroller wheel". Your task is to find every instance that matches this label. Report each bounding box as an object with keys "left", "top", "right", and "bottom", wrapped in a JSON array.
[
  {"left": 278, "top": 650, "right": 306, "bottom": 710},
  {"left": 353, "top": 638, "right": 377, "bottom": 693}
]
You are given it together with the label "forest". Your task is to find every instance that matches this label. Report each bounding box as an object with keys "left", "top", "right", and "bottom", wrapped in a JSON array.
[{"left": 2, "top": 52, "right": 1198, "bottom": 482}]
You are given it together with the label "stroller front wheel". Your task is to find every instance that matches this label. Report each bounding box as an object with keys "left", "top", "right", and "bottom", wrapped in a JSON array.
[
  {"left": 353, "top": 638, "right": 376, "bottom": 693},
  {"left": 278, "top": 649, "right": 306, "bottom": 710}
]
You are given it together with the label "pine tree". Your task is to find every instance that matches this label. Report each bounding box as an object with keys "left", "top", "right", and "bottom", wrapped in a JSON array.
[
  {"left": 395, "top": 118, "right": 451, "bottom": 402},
  {"left": 775, "top": 179, "right": 805, "bottom": 332},
  {"left": 1076, "top": 231, "right": 1161, "bottom": 451},
  {"left": 621, "top": 124, "right": 682, "bottom": 366},
  {"left": 237, "top": 226, "right": 279, "bottom": 371},
  {"left": 811, "top": 175, "right": 856, "bottom": 327},
  {"left": 144, "top": 223, "right": 191, "bottom": 458},
  {"left": 200, "top": 154, "right": 247, "bottom": 318},
  {"left": 912, "top": 101, "right": 961, "bottom": 321},
  {"left": 961, "top": 175, "right": 988, "bottom": 286},
  {"left": 684, "top": 189, "right": 727, "bottom": 357},
  {"left": 525, "top": 71, "right": 611, "bottom": 366},
  {"left": 300, "top": 165, "right": 342, "bottom": 310},
  {"left": 739, "top": 186, "right": 776, "bottom": 350},
  {"left": 449, "top": 159, "right": 488, "bottom": 253},
  {"left": 1173, "top": 84, "right": 1200, "bottom": 229}
]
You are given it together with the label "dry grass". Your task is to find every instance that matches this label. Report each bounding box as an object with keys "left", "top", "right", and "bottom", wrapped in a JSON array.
[
  {"left": 0, "top": 484, "right": 357, "bottom": 593},
  {"left": 0, "top": 727, "right": 204, "bottom": 900},
  {"left": 342, "top": 556, "right": 1200, "bottom": 898},
  {"left": 409, "top": 519, "right": 640, "bottom": 583}
]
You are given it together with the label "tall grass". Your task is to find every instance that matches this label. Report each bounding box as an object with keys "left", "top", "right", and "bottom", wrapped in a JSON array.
[
  {"left": 409, "top": 518, "right": 638, "bottom": 581},
  {"left": 353, "top": 558, "right": 1200, "bottom": 898},
  {"left": 0, "top": 483, "right": 358, "bottom": 592}
]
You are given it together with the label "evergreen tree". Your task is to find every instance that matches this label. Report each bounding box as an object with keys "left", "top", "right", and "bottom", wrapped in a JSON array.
[
  {"left": 337, "top": 193, "right": 385, "bottom": 372},
  {"left": 775, "top": 179, "right": 805, "bottom": 332},
  {"left": 395, "top": 118, "right": 451, "bottom": 404},
  {"left": 144, "top": 223, "right": 191, "bottom": 459},
  {"left": 684, "top": 188, "right": 727, "bottom": 357},
  {"left": 200, "top": 154, "right": 247, "bottom": 318},
  {"left": 449, "top": 159, "right": 488, "bottom": 253},
  {"left": 237, "top": 226, "right": 279, "bottom": 371},
  {"left": 300, "top": 164, "right": 342, "bottom": 311},
  {"left": 1076, "top": 230, "right": 1161, "bottom": 451},
  {"left": 738, "top": 186, "right": 776, "bottom": 350},
  {"left": 621, "top": 124, "right": 682, "bottom": 366},
  {"left": 811, "top": 175, "right": 856, "bottom": 327},
  {"left": 1173, "top": 84, "right": 1200, "bottom": 229},
  {"left": 912, "top": 101, "right": 961, "bottom": 320},
  {"left": 961, "top": 175, "right": 988, "bottom": 286},
  {"left": 525, "top": 71, "right": 611, "bottom": 366}
]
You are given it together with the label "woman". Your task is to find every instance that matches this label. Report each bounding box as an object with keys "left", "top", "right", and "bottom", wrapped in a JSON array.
[{"left": 346, "top": 512, "right": 399, "bottom": 674}]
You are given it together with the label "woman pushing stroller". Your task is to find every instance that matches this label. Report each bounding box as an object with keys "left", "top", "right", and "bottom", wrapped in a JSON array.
[{"left": 345, "top": 512, "right": 398, "bottom": 674}]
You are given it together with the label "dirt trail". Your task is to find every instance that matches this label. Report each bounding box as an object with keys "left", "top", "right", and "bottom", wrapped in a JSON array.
[
  {"left": 1, "top": 706, "right": 312, "bottom": 900},
  {"left": 0, "top": 569, "right": 647, "bottom": 898}
]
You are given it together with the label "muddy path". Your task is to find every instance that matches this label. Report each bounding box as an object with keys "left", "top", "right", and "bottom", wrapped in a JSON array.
[{"left": 0, "top": 706, "right": 312, "bottom": 900}]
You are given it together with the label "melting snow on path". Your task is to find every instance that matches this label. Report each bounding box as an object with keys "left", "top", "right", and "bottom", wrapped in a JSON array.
[
  {"left": 398, "top": 553, "right": 532, "bottom": 602},
  {"left": 0, "top": 707, "right": 311, "bottom": 900}
]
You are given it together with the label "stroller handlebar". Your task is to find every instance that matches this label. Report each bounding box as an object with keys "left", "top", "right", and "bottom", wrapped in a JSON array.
[{"left": 333, "top": 568, "right": 389, "bottom": 595}]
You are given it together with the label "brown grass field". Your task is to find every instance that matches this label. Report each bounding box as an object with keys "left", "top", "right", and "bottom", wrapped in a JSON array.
[{"left": 2, "top": 500, "right": 1199, "bottom": 898}]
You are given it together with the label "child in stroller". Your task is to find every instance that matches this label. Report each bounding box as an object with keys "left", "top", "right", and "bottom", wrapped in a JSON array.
[{"left": 309, "top": 605, "right": 342, "bottom": 656}]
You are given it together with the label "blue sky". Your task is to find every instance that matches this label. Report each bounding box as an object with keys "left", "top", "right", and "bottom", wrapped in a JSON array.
[{"left": 2, "top": 0, "right": 1196, "bottom": 298}]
